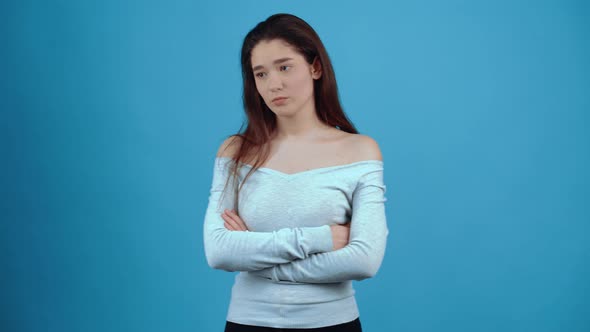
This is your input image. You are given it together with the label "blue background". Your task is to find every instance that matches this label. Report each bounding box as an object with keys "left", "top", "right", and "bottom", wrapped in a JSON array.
[{"left": 3, "top": 0, "right": 589, "bottom": 331}]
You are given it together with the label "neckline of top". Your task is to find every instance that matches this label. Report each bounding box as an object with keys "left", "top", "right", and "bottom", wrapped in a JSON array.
[{"left": 215, "top": 156, "right": 383, "bottom": 178}]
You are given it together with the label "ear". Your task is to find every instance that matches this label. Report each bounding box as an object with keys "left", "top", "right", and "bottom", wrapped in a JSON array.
[{"left": 310, "top": 57, "right": 322, "bottom": 80}]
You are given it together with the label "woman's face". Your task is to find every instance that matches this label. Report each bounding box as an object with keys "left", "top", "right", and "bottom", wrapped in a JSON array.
[{"left": 251, "top": 39, "right": 321, "bottom": 117}]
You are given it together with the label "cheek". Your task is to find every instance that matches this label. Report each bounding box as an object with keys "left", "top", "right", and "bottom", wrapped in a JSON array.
[
  {"left": 292, "top": 73, "right": 314, "bottom": 96},
  {"left": 254, "top": 81, "right": 266, "bottom": 98}
]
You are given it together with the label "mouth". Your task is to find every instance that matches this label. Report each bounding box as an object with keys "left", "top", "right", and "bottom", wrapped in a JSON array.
[
  {"left": 272, "top": 97, "right": 287, "bottom": 106},
  {"left": 272, "top": 97, "right": 287, "bottom": 103}
]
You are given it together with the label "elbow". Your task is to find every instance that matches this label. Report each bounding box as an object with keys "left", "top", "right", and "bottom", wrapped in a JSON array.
[
  {"left": 205, "top": 250, "right": 223, "bottom": 270},
  {"left": 348, "top": 242, "right": 385, "bottom": 281},
  {"left": 352, "top": 258, "right": 382, "bottom": 280},
  {"left": 206, "top": 255, "right": 223, "bottom": 270},
  {"left": 205, "top": 247, "right": 236, "bottom": 271},
  {"left": 348, "top": 231, "right": 388, "bottom": 281},
  {"left": 204, "top": 228, "right": 239, "bottom": 271}
]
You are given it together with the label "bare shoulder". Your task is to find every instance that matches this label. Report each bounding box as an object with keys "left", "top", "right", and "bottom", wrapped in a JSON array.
[
  {"left": 348, "top": 134, "right": 383, "bottom": 162},
  {"left": 216, "top": 135, "right": 243, "bottom": 159}
]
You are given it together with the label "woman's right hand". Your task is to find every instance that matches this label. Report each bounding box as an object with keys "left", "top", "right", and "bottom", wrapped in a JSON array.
[{"left": 330, "top": 222, "right": 351, "bottom": 250}]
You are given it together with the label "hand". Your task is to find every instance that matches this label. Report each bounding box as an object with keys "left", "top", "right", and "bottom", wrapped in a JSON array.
[
  {"left": 330, "top": 222, "right": 351, "bottom": 250},
  {"left": 221, "top": 209, "right": 249, "bottom": 231}
]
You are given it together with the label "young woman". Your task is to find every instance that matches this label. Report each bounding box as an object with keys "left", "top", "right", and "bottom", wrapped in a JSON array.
[{"left": 203, "top": 13, "right": 389, "bottom": 332}]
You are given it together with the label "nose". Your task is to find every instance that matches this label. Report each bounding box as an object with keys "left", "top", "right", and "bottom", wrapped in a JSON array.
[{"left": 267, "top": 72, "right": 283, "bottom": 92}]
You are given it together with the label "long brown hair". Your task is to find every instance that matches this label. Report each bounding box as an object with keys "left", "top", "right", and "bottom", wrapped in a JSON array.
[{"left": 221, "top": 13, "right": 358, "bottom": 212}]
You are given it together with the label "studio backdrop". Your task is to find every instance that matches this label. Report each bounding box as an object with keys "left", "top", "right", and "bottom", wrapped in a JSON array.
[{"left": 3, "top": 0, "right": 589, "bottom": 331}]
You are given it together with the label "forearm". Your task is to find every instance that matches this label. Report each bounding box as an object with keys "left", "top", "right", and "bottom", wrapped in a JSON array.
[
  {"left": 204, "top": 208, "right": 333, "bottom": 272},
  {"left": 250, "top": 225, "right": 388, "bottom": 283}
]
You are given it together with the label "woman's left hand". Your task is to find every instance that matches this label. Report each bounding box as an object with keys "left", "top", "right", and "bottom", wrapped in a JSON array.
[{"left": 222, "top": 209, "right": 249, "bottom": 231}]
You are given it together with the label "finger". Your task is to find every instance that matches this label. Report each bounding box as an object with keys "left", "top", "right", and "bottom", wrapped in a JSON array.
[
  {"left": 222, "top": 211, "right": 242, "bottom": 231},
  {"left": 227, "top": 210, "right": 248, "bottom": 231},
  {"left": 224, "top": 221, "right": 239, "bottom": 231},
  {"left": 225, "top": 210, "right": 248, "bottom": 231},
  {"left": 223, "top": 216, "right": 239, "bottom": 230}
]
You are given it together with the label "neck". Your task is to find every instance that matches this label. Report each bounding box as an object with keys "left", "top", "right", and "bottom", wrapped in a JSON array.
[{"left": 274, "top": 101, "right": 331, "bottom": 141}]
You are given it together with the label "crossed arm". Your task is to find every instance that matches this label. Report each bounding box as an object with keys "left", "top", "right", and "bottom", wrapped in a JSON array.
[
  {"left": 203, "top": 159, "right": 338, "bottom": 271},
  {"left": 224, "top": 169, "right": 388, "bottom": 283},
  {"left": 204, "top": 157, "right": 388, "bottom": 283}
]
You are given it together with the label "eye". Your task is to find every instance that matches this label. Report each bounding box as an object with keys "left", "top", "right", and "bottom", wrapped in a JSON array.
[
  {"left": 280, "top": 65, "right": 291, "bottom": 71},
  {"left": 255, "top": 72, "right": 266, "bottom": 78}
]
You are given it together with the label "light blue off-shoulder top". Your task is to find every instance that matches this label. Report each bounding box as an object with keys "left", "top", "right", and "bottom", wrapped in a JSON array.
[{"left": 203, "top": 156, "right": 389, "bottom": 328}]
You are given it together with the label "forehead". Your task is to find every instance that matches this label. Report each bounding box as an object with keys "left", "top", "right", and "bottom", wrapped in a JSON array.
[{"left": 251, "top": 39, "right": 303, "bottom": 68}]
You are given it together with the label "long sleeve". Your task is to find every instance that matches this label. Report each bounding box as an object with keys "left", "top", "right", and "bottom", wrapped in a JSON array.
[
  {"left": 249, "top": 167, "right": 388, "bottom": 283},
  {"left": 203, "top": 157, "right": 334, "bottom": 272}
]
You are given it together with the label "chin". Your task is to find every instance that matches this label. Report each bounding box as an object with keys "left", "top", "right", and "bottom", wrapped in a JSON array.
[
  {"left": 267, "top": 104, "right": 291, "bottom": 115},
  {"left": 273, "top": 108, "right": 300, "bottom": 118}
]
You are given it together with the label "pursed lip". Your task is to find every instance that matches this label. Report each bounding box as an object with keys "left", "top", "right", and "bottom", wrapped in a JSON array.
[{"left": 271, "top": 96, "right": 288, "bottom": 102}]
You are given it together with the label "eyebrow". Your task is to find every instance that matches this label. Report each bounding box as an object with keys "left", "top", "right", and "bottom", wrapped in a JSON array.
[{"left": 252, "top": 57, "right": 294, "bottom": 71}]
